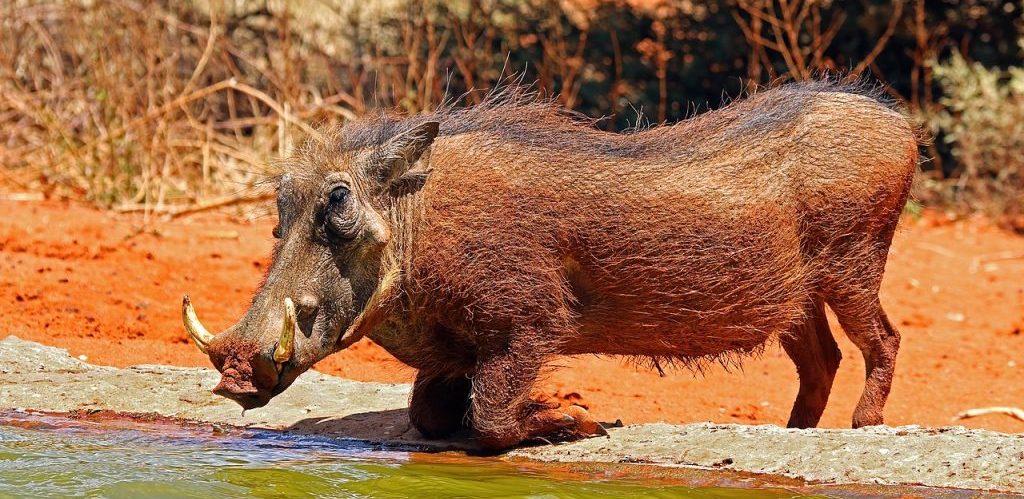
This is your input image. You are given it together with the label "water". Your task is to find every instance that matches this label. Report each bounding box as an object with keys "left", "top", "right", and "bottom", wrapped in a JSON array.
[{"left": 0, "top": 411, "right": 803, "bottom": 498}]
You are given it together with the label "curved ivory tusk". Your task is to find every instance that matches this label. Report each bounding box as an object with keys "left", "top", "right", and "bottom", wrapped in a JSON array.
[
  {"left": 182, "top": 295, "right": 215, "bottom": 354},
  {"left": 273, "top": 297, "right": 296, "bottom": 364}
]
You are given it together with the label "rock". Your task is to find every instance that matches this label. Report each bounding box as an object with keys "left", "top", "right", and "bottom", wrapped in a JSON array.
[
  {"left": 1, "top": 334, "right": 1023, "bottom": 493},
  {"left": 0, "top": 336, "right": 92, "bottom": 374}
]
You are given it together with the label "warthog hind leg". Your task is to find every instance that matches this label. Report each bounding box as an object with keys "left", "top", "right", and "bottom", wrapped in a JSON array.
[
  {"left": 830, "top": 296, "right": 900, "bottom": 428},
  {"left": 781, "top": 296, "right": 842, "bottom": 428}
]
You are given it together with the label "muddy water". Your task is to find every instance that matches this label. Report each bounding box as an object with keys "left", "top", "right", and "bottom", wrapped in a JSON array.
[{"left": 0, "top": 412, "right": 799, "bottom": 498}]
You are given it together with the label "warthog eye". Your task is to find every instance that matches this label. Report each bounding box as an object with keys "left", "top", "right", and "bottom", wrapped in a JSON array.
[
  {"left": 329, "top": 186, "right": 350, "bottom": 205},
  {"left": 324, "top": 185, "right": 358, "bottom": 242}
]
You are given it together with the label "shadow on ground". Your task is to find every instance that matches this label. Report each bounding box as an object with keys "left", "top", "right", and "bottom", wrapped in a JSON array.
[{"left": 282, "top": 408, "right": 479, "bottom": 452}]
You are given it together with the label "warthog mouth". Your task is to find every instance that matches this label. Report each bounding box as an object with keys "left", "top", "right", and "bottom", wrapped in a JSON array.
[{"left": 182, "top": 295, "right": 297, "bottom": 407}]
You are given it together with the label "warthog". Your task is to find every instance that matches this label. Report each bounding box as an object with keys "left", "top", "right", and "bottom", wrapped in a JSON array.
[{"left": 183, "top": 81, "right": 918, "bottom": 450}]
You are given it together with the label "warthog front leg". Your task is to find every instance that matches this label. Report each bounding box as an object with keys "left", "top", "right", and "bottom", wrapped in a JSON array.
[{"left": 469, "top": 338, "right": 606, "bottom": 450}]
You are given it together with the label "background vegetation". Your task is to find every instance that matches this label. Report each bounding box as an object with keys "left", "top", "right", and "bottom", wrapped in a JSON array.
[{"left": 1, "top": 0, "right": 1022, "bottom": 227}]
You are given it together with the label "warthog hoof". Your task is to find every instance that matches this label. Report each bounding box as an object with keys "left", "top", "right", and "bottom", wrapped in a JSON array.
[{"left": 525, "top": 404, "right": 608, "bottom": 444}]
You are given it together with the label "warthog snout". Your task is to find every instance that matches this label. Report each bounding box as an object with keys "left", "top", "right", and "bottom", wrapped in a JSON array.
[
  {"left": 182, "top": 295, "right": 302, "bottom": 408},
  {"left": 212, "top": 367, "right": 274, "bottom": 410},
  {"left": 183, "top": 295, "right": 297, "bottom": 369}
]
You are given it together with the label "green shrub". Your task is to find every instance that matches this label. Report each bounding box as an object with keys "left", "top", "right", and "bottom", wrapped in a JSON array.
[{"left": 926, "top": 45, "right": 1024, "bottom": 227}]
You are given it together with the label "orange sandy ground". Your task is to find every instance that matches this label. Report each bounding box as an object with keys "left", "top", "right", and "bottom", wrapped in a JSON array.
[{"left": 1, "top": 199, "right": 1022, "bottom": 433}]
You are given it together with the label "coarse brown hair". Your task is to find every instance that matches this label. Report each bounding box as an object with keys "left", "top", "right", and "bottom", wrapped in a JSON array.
[{"left": 212, "top": 78, "right": 918, "bottom": 450}]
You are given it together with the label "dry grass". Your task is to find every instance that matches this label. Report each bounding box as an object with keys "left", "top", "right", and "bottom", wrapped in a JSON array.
[
  {"left": 918, "top": 49, "right": 1024, "bottom": 230},
  {"left": 0, "top": 0, "right": 565, "bottom": 214},
  {"left": 1, "top": 1, "right": 358, "bottom": 214},
  {"left": 1, "top": 0, "right": 1021, "bottom": 228}
]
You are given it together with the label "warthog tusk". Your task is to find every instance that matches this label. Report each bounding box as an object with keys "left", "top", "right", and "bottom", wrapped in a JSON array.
[
  {"left": 273, "top": 297, "right": 296, "bottom": 365},
  {"left": 182, "top": 295, "right": 215, "bottom": 354}
]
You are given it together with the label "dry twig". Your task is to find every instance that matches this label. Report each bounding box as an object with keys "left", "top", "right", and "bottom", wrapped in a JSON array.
[{"left": 955, "top": 407, "right": 1024, "bottom": 423}]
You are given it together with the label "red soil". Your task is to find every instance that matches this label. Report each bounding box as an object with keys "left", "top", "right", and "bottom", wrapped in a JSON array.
[{"left": 2, "top": 199, "right": 1022, "bottom": 432}]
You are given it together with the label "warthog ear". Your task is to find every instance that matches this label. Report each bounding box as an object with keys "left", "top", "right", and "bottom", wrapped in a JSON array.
[{"left": 375, "top": 120, "right": 439, "bottom": 196}]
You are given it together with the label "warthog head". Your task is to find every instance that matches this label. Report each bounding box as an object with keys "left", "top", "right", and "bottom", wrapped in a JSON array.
[{"left": 183, "top": 120, "right": 439, "bottom": 409}]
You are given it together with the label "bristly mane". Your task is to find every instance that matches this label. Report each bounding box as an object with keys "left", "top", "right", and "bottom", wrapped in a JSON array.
[
  {"left": 311, "top": 77, "right": 898, "bottom": 163},
  {"left": 325, "top": 85, "right": 659, "bottom": 159}
]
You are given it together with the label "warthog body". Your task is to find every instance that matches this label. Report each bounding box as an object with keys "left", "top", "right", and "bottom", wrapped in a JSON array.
[{"left": 184, "top": 81, "right": 918, "bottom": 450}]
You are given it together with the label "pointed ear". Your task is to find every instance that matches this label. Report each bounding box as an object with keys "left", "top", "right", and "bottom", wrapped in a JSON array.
[{"left": 375, "top": 120, "right": 439, "bottom": 195}]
